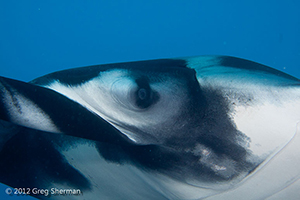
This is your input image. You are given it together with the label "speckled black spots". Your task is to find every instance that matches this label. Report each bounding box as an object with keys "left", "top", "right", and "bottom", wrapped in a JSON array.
[{"left": 96, "top": 139, "right": 252, "bottom": 183}]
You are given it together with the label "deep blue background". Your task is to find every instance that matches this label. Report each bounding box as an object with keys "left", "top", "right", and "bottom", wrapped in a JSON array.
[{"left": 0, "top": 1, "right": 299, "bottom": 199}]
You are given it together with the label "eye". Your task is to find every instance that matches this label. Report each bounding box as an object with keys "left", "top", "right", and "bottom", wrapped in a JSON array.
[
  {"left": 111, "top": 77, "right": 159, "bottom": 110},
  {"left": 134, "top": 77, "right": 159, "bottom": 109},
  {"left": 137, "top": 88, "right": 148, "bottom": 100},
  {"left": 135, "top": 87, "right": 153, "bottom": 109}
]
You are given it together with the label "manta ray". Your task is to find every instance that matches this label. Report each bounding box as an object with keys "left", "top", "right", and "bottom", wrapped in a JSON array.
[{"left": 0, "top": 56, "right": 299, "bottom": 199}]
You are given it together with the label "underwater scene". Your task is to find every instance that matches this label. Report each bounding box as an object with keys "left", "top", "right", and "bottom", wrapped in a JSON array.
[{"left": 0, "top": 1, "right": 300, "bottom": 200}]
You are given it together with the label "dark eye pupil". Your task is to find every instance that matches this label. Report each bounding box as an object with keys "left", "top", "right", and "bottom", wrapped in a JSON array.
[
  {"left": 138, "top": 88, "right": 147, "bottom": 100},
  {"left": 135, "top": 87, "right": 152, "bottom": 109},
  {"left": 134, "top": 77, "right": 159, "bottom": 109}
]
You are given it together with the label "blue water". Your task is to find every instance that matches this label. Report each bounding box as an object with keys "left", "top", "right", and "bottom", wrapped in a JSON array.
[{"left": 0, "top": 1, "right": 299, "bottom": 199}]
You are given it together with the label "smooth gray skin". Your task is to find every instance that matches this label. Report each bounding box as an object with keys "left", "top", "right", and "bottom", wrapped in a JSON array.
[{"left": 0, "top": 55, "right": 300, "bottom": 199}]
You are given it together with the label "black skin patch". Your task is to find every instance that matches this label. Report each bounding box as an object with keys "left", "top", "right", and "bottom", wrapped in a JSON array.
[
  {"left": 0, "top": 85, "right": 10, "bottom": 122},
  {"left": 0, "top": 125, "right": 91, "bottom": 199},
  {"left": 219, "top": 56, "right": 299, "bottom": 81},
  {"left": 30, "top": 56, "right": 300, "bottom": 87},
  {"left": 30, "top": 59, "right": 187, "bottom": 86}
]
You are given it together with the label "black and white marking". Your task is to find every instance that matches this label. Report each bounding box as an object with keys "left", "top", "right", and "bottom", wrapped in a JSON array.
[{"left": 0, "top": 56, "right": 300, "bottom": 199}]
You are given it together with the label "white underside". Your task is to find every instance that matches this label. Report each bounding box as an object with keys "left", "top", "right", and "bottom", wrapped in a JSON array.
[{"left": 204, "top": 122, "right": 300, "bottom": 200}]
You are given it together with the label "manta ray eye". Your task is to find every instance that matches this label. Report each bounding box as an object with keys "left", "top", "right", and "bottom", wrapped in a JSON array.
[
  {"left": 134, "top": 77, "right": 159, "bottom": 109},
  {"left": 137, "top": 88, "right": 147, "bottom": 100},
  {"left": 135, "top": 87, "right": 152, "bottom": 108},
  {"left": 111, "top": 76, "right": 159, "bottom": 110}
]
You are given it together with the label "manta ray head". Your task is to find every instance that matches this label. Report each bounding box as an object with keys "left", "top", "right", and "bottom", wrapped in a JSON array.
[
  {"left": 33, "top": 59, "right": 255, "bottom": 185},
  {"left": 1, "top": 56, "right": 300, "bottom": 199}
]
